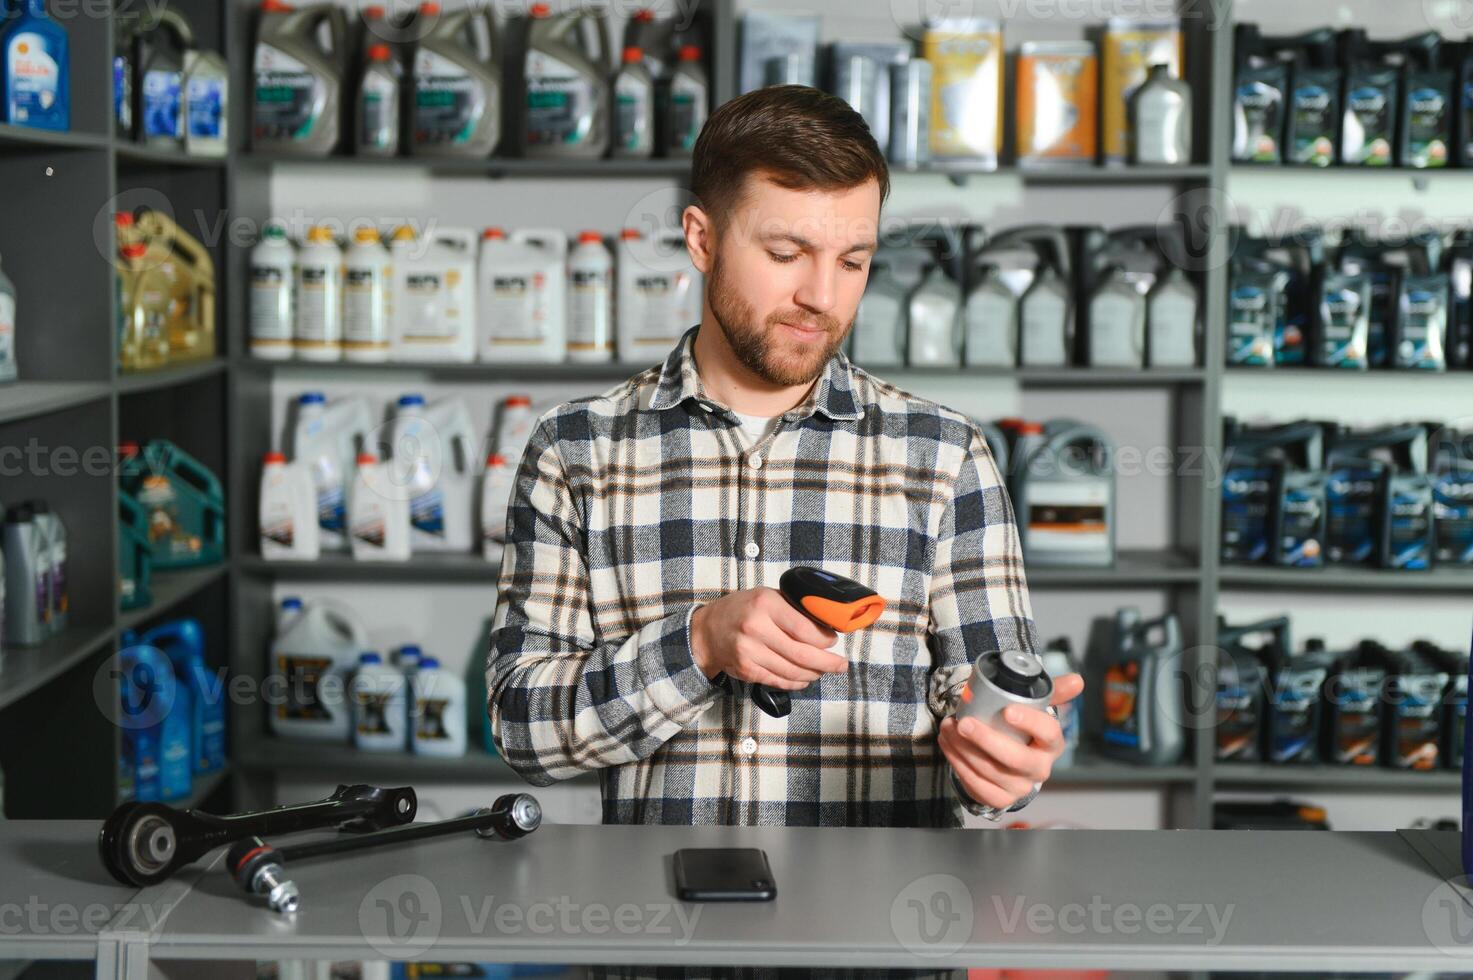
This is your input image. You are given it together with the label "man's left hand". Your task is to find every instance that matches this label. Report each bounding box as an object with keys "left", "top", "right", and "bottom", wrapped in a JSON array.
[{"left": 938, "top": 672, "right": 1086, "bottom": 811}]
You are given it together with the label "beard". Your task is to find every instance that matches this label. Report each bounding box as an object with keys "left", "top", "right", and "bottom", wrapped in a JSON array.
[{"left": 706, "top": 252, "right": 851, "bottom": 388}]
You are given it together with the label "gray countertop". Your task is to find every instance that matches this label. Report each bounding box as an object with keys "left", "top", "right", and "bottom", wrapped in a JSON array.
[{"left": 4, "top": 821, "right": 1473, "bottom": 973}]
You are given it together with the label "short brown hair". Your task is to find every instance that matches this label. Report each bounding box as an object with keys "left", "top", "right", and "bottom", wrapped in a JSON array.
[{"left": 690, "top": 85, "right": 890, "bottom": 229}]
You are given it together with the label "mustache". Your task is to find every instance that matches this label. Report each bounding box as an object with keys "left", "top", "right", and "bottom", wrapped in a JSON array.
[{"left": 768, "top": 311, "right": 839, "bottom": 333}]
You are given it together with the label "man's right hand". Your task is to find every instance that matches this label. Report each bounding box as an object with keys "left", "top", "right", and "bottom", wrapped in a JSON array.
[{"left": 690, "top": 588, "right": 848, "bottom": 692}]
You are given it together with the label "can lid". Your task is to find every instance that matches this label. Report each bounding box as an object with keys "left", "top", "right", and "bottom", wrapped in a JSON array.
[
  {"left": 263, "top": 451, "right": 287, "bottom": 464},
  {"left": 487, "top": 452, "right": 507, "bottom": 466},
  {"left": 529, "top": 2, "right": 550, "bottom": 16},
  {"left": 359, "top": 651, "right": 383, "bottom": 665},
  {"left": 367, "top": 43, "right": 392, "bottom": 62},
  {"left": 633, "top": 9, "right": 654, "bottom": 22},
  {"left": 353, "top": 225, "right": 382, "bottom": 243},
  {"left": 306, "top": 226, "right": 335, "bottom": 244},
  {"left": 578, "top": 230, "right": 603, "bottom": 244},
  {"left": 121, "top": 243, "right": 147, "bottom": 259},
  {"left": 505, "top": 395, "right": 532, "bottom": 407},
  {"left": 398, "top": 393, "right": 426, "bottom": 407},
  {"left": 363, "top": 4, "right": 385, "bottom": 17},
  {"left": 419, "top": 2, "right": 441, "bottom": 15},
  {"left": 679, "top": 45, "right": 701, "bottom": 62},
  {"left": 299, "top": 391, "right": 326, "bottom": 405},
  {"left": 118, "top": 441, "right": 141, "bottom": 456},
  {"left": 418, "top": 656, "right": 441, "bottom": 670},
  {"left": 980, "top": 649, "right": 1053, "bottom": 700},
  {"left": 482, "top": 227, "right": 506, "bottom": 240},
  {"left": 261, "top": 0, "right": 294, "bottom": 11},
  {"left": 281, "top": 597, "right": 303, "bottom": 610},
  {"left": 115, "top": 211, "right": 135, "bottom": 228},
  {"left": 356, "top": 452, "right": 377, "bottom": 465},
  {"left": 619, "top": 228, "right": 641, "bottom": 240},
  {"left": 622, "top": 46, "right": 643, "bottom": 63}
]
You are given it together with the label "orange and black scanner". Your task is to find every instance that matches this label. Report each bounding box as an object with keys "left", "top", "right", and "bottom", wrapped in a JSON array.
[{"left": 751, "top": 567, "right": 886, "bottom": 718}]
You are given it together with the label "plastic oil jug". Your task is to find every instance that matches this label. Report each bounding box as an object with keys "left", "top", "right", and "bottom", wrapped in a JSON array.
[
  {"left": 1415, "top": 640, "right": 1469, "bottom": 770},
  {"left": 666, "top": 45, "right": 708, "bottom": 156},
  {"left": 183, "top": 47, "right": 228, "bottom": 158},
  {"left": 1009, "top": 419, "right": 1116, "bottom": 567},
  {"left": 1262, "top": 637, "right": 1334, "bottom": 765},
  {"left": 343, "top": 226, "right": 392, "bottom": 362},
  {"left": 567, "top": 231, "right": 613, "bottom": 362},
  {"left": 253, "top": 0, "right": 347, "bottom": 155},
  {"left": 136, "top": 440, "right": 225, "bottom": 568},
  {"left": 134, "top": 8, "right": 192, "bottom": 149},
  {"left": 1330, "top": 424, "right": 1436, "bottom": 570},
  {"left": 390, "top": 226, "right": 477, "bottom": 362},
  {"left": 269, "top": 600, "right": 365, "bottom": 742},
  {"left": 117, "top": 233, "right": 171, "bottom": 373},
  {"left": 135, "top": 209, "right": 216, "bottom": 362},
  {"left": 850, "top": 261, "right": 907, "bottom": 366},
  {"left": 2, "top": 505, "right": 45, "bottom": 647},
  {"left": 1214, "top": 615, "right": 1283, "bottom": 763},
  {"left": 114, "top": 16, "right": 136, "bottom": 137},
  {"left": 615, "top": 228, "right": 700, "bottom": 363},
  {"left": 1433, "top": 427, "right": 1473, "bottom": 565},
  {"left": 411, "top": 656, "right": 467, "bottom": 757},
  {"left": 292, "top": 392, "right": 372, "bottom": 552},
  {"left": 276, "top": 596, "right": 303, "bottom": 634},
  {"left": 1231, "top": 24, "right": 1287, "bottom": 163},
  {"left": 296, "top": 226, "right": 343, "bottom": 361},
  {"left": 1324, "top": 640, "right": 1387, "bottom": 766},
  {"left": 1090, "top": 608, "right": 1185, "bottom": 766},
  {"left": 494, "top": 394, "right": 536, "bottom": 461},
  {"left": 141, "top": 618, "right": 225, "bottom": 775},
  {"left": 1018, "top": 252, "right": 1072, "bottom": 366},
  {"left": 481, "top": 452, "right": 515, "bottom": 559},
  {"left": 412, "top": 3, "right": 501, "bottom": 157},
  {"left": 907, "top": 265, "right": 962, "bottom": 367},
  {"left": 523, "top": 4, "right": 612, "bottom": 159},
  {"left": 0, "top": 253, "right": 15, "bottom": 382},
  {"left": 1393, "top": 272, "right": 1450, "bottom": 370},
  {"left": 612, "top": 46, "right": 654, "bottom": 158},
  {"left": 1040, "top": 639, "right": 1079, "bottom": 768},
  {"left": 1220, "top": 419, "right": 1327, "bottom": 567},
  {"left": 118, "top": 634, "right": 191, "bottom": 801},
  {"left": 351, "top": 652, "right": 407, "bottom": 752},
  {"left": 392, "top": 394, "right": 475, "bottom": 552},
  {"left": 963, "top": 264, "right": 1016, "bottom": 367},
  {"left": 356, "top": 41, "right": 401, "bottom": 156},
  {"left": 1338, "top": 30, "right": 1398, "bottom": 167},
  {"left": 1128, "top": 64, "right": 1191, "bottom": 165},
  {"left": 28, "top": 499, "right": 64, "bottom": 634},
  {"left": 250, "top": 224, "right": 296, "bottom": 360},
  {"left": 349, "top": 452, "right": 411, "bottom": 562},
  {"left": 118, "top": 490, "right": 153, "bottom": 611},
  {"left": 477, "top": 227, "right": 568, "bottom": 363},
  {"left": 1384, "top": 646, "right": 1448, "bottom": 770},
  {"left": 259, "top": 450, "right": 319, "bottom": 560},
  {"left": 2, "top": 0, "right": 69, "bottom": 131}
]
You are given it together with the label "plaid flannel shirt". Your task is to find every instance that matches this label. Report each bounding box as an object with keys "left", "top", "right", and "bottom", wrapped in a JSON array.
[{"left": 487, "top": 324, "right": 1040, "bottom": 829}]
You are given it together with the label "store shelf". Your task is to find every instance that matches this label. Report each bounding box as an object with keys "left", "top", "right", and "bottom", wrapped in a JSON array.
[
  {"left": 113, "top": 141, "right": 228, "bottom": 169},
  {"left": 0, "top": 122, "right": 109, "bottom": 153},
  {"left": 238, "top": 152, "right": 692, "bottom": 179},
  {"left": 1028, "top": 549, "right": 1200, "bottom": 588},
  {"left": 902, "top": 162, "right": 1212, "bottom": 184},
  {"left": 118, "top": 563, "right": 229, "bottom": 633},
  {"left": 1217, "top": 564, "right": 1473, "bottom": 593},
  {"left": 1229, "top": 163, "right": 1473, "bottom": 180},
  {"left": 1214, "top": 763, "right": 1459, "bottom": 792},
  {"left": 236, "top": 736, "right": 562, "bottom": 783},
  {"left": 1049, "top": 751, "right": 1197, "bottom": 786},
  {"left": 116, "top": 359, "right": 228, "bottom": 395},
  {"left": 0, "top": 623, "right": 115, "bottom": 711},
  {"left": 1223, "top": 366, "right": 1473, "bottom": 381},
  {"left": 240, "top": 554, "right": 500, "bottom": 581},
  {"left": 0, "top": 380, "right": 111, "bottom": 425}
]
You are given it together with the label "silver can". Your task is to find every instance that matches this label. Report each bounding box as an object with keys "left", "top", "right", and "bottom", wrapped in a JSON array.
[
  {"left": 764, "top": 53, "right": 812, "bottom": 88},
  {"left": 834, "top": 54, "right": 879, "bottom": 134},
  {"left": 889, "top": 59, "right": 932, "bottom": 168},
  {"left": 953, "top": 649, "right": 1054, "bottom": 745}
]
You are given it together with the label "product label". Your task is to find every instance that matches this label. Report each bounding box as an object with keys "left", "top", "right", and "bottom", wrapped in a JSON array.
[
  {"left": 1326, "top": 466, "right": 1381, "bottom": 565},
  {"left": 360, "top": 70, "right": 397, "bottom": 149},
  {"left": 1319, "top": 282, "right": 1368, "bottom": 367},
  {"left": 402, "top": 269, "right": 465, "bottom": 342},
  {"left": 1102, "top": 659, "right": 1140, "bottom": 747},
  {"left": 1228, "top": 282, "right": 1275, "bottom": 365},
  {"left": 1325, "top": 669, "right": 1382, "bottom": 765},
  {"left": 1018, "top": 50, "right": 1097, "bottom": 162},
  {"left": 351, "top": 510, "right": 386, "bottom": 549},
  {"left": 1089, "top": 290, "right": 1142, "bottom": 364},
  {"left": 0, "top": 292, "right": 15, "bottom": 374},
  {"left": 410, "top": 486, "right": 445, "bottom": 538},
  {"left": 1289, "top": 81, "right": 1336, "bottom": 165},
  {"left": 142, "top": 68, "right": 183, "bottom": 139},
  {"left": 343, "top": 265, "right": 387, "bottom": 347},
  {"left": 1267, "top": 668, "right": 1326, "bottom": 763},
  {"left": 1100, "top": 26, "right": 1181, "bottom": 163},
  {"left": 614, "top": 73, "right": 651, "bottom": 152},
  {"left": 250, "top": 265, "right": 292, "bottom": 343},
  {"left": 485, "top": 271, "right": 543, "bottom": 342},
  {"left": 415, "top": 696, "right": 451, "bottom": 742},
  {"left": 274, "top": 654, "right": 340, "bottom": 723},
  {"left": 1386, "top": 482, "right": 1433, "bottom": 569},
  {"left": 568, "top": 266, "right": 612, "bottom": 350},
  {"left": 1025, "top": 480, "right": 1110, "bottom": 557},
  {"left": 1221, "top": 465, "right": 1272, "bottom": 563},
  {"left": 1387, "top": 673, "right": 1446, "bottom": 769},
  {"left": 1019, "top": 289, "right": 1068, "bottom": 364},
  {"left": 254, "top": 44, "right": 325, "bottom": 141},
  {"left": 1397, "top": 282, "right": 1447, "bottom": 369},
  {"left": 1234, "top": 78, "right": 1282, "bottom": 162},
  {"left": 414, "top": 49, "right": 486, "bottom": 146},
  {"left": 1278, "top": 480, "right": 1325, "bottom": 567},
  {"left": 114, "top": 55, "right": 132, "bottom": 132},
  {"left": 186, "top": 74, "right": 225, "bottom": 140},
  {"left": 1343, "top": 83, "right": 1394, "bottom": 166},
  {"left": 525, "top": 51, "right": 593, "bottom": 147},
  {"left": 1405, "top": 81, "right": 1450, "bottom": 168},
  {"left": 295, "top": 264, "right": 338, "bottom": 344},
  {"left": 1434, "top": 470, "right": 1473, "bottom": 564},
  {"left": 353, "top": 686, "right": 395, "bottom": 736},
  {"left": 6, "top": 32, "right": 62, "bottom": 124},
  {"left": 1147, "top": 288, "right": 1196, "bottom": 365},
  {"left": 668, "top": 73, "right": 706, "bottom": 152},
  {"left": 922, "top": 26, "right": 1003, "bottom": 160}
]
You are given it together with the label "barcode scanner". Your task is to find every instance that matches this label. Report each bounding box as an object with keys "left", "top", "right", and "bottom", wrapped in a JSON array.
[{"left": 750, "top": 567, "right": 887, "bottom": 718}]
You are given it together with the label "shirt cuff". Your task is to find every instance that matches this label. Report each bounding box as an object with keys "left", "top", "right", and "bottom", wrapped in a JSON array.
[{"left": 952, "top": 772, "right": 1043, "bottom": 821}]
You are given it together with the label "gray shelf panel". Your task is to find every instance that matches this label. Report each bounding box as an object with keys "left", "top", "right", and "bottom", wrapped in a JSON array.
[
  {"left": 0, "top": 380, "right": 111, "bottom": 424},
  {"left": 1029, "top": 549, "right": 1201, "bottom": 588},
  {"left": 0, "top": 122, "right": 109, "bottom": 153},
  {"left": 0, "top": 623, "right": 115, "bottom": 711},
  {"left": 1218, "top": 565, "right": 1473, "bottom": 593},
  {"left": 116, "top": 358, "right": 228, "bottom": 396},
  {"left": 118, "top": 563, "right": 229, "bottom": 634},
  {"left": 238, "top": 152, "right": 692, "bottom": 179},
  {"left": 905, "top": 162, "right": 1213, "bottom": 183},
  {"left": 1223, "top": 365, "right": 1473, "bottom": 381},
  {"left": 236, "top": 735, "right": 543, "bottom": 783},
  {"left": 239, "top": 554, "right": 499, "bottom": 581},
  {"left": 1214, "top": 763, "right": 1459, "bottom": 792},
  {"left": 1047, "top": 751, "right": 1196, "bottom": 786},
  {"left": 113, "top": 141, "right": 228, "bottom": 169},
  {"left": 238, "top": 356, "right": 1204, "bottom": 387}
]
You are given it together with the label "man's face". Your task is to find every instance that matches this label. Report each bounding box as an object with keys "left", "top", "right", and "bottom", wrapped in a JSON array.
[{"left": 704, "top": 174, "right": 880, "bottom": 387}]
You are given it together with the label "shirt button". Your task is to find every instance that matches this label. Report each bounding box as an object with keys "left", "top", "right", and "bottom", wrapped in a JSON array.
[
  {"left": 744, "top": 542, "right": 760, "bottom": 559},
  {"left": 740, "top": 737, "right": 757, "bottom": 756},
  {"left": 702, "top": 403, "right": 714, "bottom": 412},
  {"left": 748, "top": 453, "right": 763, "bottom": 469}
]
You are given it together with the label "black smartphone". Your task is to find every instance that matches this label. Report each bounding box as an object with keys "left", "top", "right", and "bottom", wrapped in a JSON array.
[{"left": 673, "top": 847, "right": 777, "bottom": 902}]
